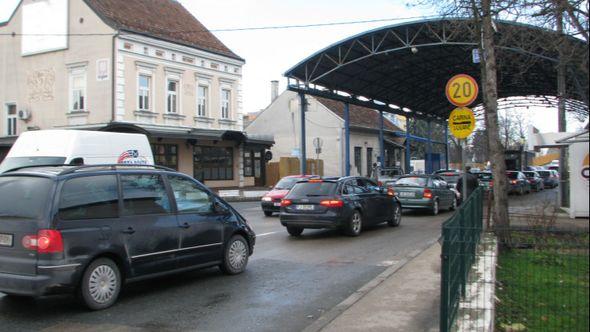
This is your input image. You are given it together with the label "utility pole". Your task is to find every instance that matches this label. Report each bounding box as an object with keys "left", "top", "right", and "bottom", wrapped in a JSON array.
[{"left": 556, "top": 3, "right": 569, "bottom": 208}]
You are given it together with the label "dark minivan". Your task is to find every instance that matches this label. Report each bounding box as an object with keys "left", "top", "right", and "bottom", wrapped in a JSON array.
[
  {"left": 0, "top": 165, "right": 255, "bottom": 310},
  {"left": 280, "top": 177, "right": 402, "bottom": 237}
]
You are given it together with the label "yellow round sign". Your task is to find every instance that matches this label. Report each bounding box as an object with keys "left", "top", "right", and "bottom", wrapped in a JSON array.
[
  {"left": 446, "top": 74, "right": 479, "bottom": 107},
  {"left": 449, "top": 107, "right": 475, "bottom": 139}
]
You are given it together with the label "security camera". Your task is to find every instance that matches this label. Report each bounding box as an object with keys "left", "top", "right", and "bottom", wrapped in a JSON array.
[{"left": 411, "top": 47, "right": 418, "bottom": 54}]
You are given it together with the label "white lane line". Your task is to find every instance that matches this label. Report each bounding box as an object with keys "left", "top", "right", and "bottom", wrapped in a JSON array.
[{"left": 257, "top": 231, "right": 278, "bottom": 237}]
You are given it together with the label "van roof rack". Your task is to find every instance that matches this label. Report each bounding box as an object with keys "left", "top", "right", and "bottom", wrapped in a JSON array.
[{"left": 59, "top": 164, "right": 176, "bottom": 175}]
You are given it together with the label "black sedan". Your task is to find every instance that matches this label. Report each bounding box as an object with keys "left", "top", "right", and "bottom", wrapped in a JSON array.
[{"left": 279, "top": 177, "right": 402, "bottom": 237}]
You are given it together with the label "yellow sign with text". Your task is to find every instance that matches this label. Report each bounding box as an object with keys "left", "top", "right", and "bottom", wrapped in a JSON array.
[{"left": 449, "top": 107, "right": 475, "bottom": 139}]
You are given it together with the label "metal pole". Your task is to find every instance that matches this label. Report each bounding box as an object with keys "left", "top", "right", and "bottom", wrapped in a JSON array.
[
  {"left": 299, "top": 92, "right": 307, "bottom": 175},
  {"left": 379, "top": 110, "right": 385, "bottom": 169},
  {"left": 427, "top": 120, "right": 433, "bottom": 174},
  {"left": 445, "top": 122, "right": 450, "bottom": 169},
  {"left": 405, "top": 116, "right": 411, "bottom": 174},
  {"left": 462, "top": 139, "right": 468, "bottom": 204},
  {"left": 344, "top": 103, "right": 351, "bottom": 176}
]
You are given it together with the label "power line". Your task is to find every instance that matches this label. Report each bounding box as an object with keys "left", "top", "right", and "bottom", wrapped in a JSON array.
[{"left": 0, "top": 15, "right": 440, "bottom": 36}]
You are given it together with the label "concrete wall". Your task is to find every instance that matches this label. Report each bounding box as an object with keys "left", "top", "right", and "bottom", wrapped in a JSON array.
[{"left": 0, "top": 0, "right": 115, "bottom": 136}]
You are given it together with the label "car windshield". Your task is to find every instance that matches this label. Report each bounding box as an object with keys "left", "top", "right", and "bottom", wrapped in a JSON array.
[
  {"left": 288, "top": 182, "right": 338, "bottom": 197},
  {"left": 477, "top": 173, "right": 493, "bottom": 181},
  {"left": 0, "top": 176, "right": 53, "bottom": 220},
  {"left": 274, "top": 177, "right": 302, "bottom": 190},
  {"left": 506, "top": 172, "right": 519, "bottom": 179},
  {"left": 537, "top": 171, "right": 551, "bottom": 178},
  {"left": 0, "top": 156, "right": 67, "bottom": 173},
  {"left": 394, "top": 177, "right": 428, "bottom": 187}
]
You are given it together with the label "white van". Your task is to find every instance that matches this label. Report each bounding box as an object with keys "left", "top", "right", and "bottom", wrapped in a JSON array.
[{"left": 0, "top": 130, "right": 154, "bottom": 173}]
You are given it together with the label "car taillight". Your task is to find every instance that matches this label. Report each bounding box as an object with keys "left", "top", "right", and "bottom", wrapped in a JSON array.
[
  {"left": 387, "top": 188, "right": 395, "bottom": 196},
  {"left": 423, "top": 189, "right": 433, "bottom": 199},
  {"left": 22, "top": 230, "right": 63, "bottom": 253},
  {"left": 320, "top": 200, "right": 344, "bottom": 208},
  {"left": 377, "top": 181, "right": 383, "bottom": 186},
  {"left": 308, "top": 179, "right": 323, "bottom": 183},
  {"left": 281, "top": 199, "right": 292, "bottom": 207},
  {"left": 510, "top": 180, "right": 517, "bottom": 184},
  {"left": 490, "top": 181, "right": 494, "bottom": 187}
]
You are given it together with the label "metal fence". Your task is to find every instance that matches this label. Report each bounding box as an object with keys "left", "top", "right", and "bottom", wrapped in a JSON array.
[{"left": 440, "top": 187, "right": 484, "bottom": 332}]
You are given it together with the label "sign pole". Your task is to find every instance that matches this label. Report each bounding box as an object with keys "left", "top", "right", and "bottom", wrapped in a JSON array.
[{"left": 462, "top": 139, "right": 468, "bottom": 203}]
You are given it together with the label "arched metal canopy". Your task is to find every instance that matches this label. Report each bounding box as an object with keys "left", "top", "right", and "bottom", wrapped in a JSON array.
[{"left": 284, "top": 18, "right": 589, "bottom": 122}]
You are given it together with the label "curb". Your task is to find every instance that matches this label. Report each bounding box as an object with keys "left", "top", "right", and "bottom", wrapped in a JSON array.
[
  {"left": 302, "top": 238, "right": 440, "bottom": 332},
  {"left": 222, "top": 196, "right": 264, "bottom": 203}
]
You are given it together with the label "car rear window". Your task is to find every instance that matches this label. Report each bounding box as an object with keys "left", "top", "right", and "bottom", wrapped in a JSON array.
[
  {"left": 523, "top": 172, "right": 536, "bottom": 178},
  {"left": 394, "top": 177, "right": 428, "bottom": 187},
  {"left": 0, "top": 176, "right": 53, "bottom": 220},
  {"left": 274, "top": 177, "right": 302, "bottom": 190},
  {"left": 507, "top": 172, "right": 519, "bottom": 179},
  {"left": 477, "top": 173, "right": 493, "bottom": 181},
  {"left": 288, "top": 182, "right": 338, "bottom": 197},
  {"left": 537, "top": 171, "right": 550, "bottom": 178}
]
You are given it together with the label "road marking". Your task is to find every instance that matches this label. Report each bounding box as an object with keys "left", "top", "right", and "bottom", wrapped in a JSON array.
[{"left": 257, "top": 231, "right": 278, "bottom": 237}]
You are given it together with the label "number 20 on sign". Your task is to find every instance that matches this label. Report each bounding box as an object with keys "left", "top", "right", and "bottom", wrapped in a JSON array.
[{"left": 446, "top": 74, "right": 479, "bottom": 107}]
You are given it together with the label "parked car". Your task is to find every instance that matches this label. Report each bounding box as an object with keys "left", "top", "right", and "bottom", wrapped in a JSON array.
[
  {"left": 506, "top": 171, "right": 531, "bottom": 195},
  {"left": 536, "top": 170, "right": 559, "bottom": 188},
  {"left": 477, "top": 172, "right": 494, "bottom": 191},
  {"left": 522, "top": 171, "right": 545, "bottom": 191},
  {"left": 389, "top": 175, "right": 457, "bottom": 215},
  {"left": 0, "top": 164, "right": 255, "bottom": 310},
  {"left": 260, "top": 175, "right": 318, "bottom": 216},
  {"left": 279, "top": 177, "right": 402, "bottom": 237},
  {"left": 433, "top": 169, "right": 462, "bottom": 201}
]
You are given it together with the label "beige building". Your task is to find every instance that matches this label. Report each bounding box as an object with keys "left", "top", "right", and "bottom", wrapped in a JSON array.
[
  {"left": 0, "top": 0, "right": 271, "bottom": 187},
  {"left": 246, "top": 89, "right": 406, "bottom": 177}
]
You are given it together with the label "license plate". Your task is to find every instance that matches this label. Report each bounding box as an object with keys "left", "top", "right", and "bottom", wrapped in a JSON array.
[
  {"left": 0, "top": 233, "right": 13, "bottom": 247},
  {"left": 295, "top": 204, "right": 315, "bottom": 211},
  {"left": 273, "top": 202, "right": 281, "bottom": 207},
  {"left": 399, "top": 192, "right": 415, "bottom": 198}
]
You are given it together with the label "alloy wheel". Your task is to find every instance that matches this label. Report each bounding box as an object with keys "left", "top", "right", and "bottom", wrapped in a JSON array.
[
  {"left": 88, "top": 265, "right": 117, "bottom": 304},
  {"left": 228, "top": 239, "right": 248, "bottom": 270}
]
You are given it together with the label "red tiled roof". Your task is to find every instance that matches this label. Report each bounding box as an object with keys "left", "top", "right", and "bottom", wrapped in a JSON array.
[
  {"left": 314, "top": 97, "right": 402, "bottom": 132},
  {"left": 85, "top": 0, "right": 243, "bottom": 61}
]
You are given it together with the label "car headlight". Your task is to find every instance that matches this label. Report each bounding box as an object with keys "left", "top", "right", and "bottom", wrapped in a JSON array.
[{"left": 261, "top": 196, "right": 272, "bottom": 202}]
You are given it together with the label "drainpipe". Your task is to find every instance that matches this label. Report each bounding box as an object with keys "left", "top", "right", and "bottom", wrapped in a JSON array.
[{"left": 111, "top": 32, "right": 119, "bottom": 123}]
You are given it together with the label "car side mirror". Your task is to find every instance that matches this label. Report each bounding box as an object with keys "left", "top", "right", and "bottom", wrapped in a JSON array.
[{"left": 214, "top": 201, "right": 230, "bottom": 215}]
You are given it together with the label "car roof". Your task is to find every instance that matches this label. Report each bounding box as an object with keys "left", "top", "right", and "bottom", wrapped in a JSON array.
[{"left": 1, "top": 164, "right": 174, "bottom": 179}]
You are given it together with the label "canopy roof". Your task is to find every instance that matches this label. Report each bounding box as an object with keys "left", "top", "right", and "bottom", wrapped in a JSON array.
[{"left": 284, "top": 18, "right": 588, "bottom": 122}]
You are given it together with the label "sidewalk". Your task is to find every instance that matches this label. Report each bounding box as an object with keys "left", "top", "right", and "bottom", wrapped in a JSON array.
[
  {"left": 210, "top": 186, "right": 269, "bottom": 202},
  {"left": 304, "top": 242, "right": 441, "bottom": 332}
]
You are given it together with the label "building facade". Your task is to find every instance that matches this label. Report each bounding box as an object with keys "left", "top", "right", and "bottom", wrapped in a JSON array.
[
  {"left": 0, "top": 0, "right": 271, "bottom": 187},
  {"left": 246, "top": 89, "right": 406, "bottom": 177}
]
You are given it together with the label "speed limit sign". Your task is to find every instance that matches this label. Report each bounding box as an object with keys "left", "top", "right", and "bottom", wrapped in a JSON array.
[{"left": 445, "top": 74, "right": 479, "bottom": 107}]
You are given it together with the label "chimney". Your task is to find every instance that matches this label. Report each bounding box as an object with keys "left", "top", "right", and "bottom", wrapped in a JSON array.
[{"left": 271, "top": 80, "right": 279, "bottom": 103}]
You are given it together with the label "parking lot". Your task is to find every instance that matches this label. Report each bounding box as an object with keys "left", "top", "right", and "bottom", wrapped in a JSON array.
[{"left": 0, "top": 201, "right": 451, "bottom": 332}]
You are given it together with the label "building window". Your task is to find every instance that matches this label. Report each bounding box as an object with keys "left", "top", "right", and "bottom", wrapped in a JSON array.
[
  {"left": 197, "top": 85, "right": 208, "bottom": 117},
  {"left": 70, "top": 69, "right": 86, "bottom": 112},
  {"left": 151, "top": 143, "right": 178, "bottom": 170},
  {"left": 221, "top": 89, "right": 231, "bottom": 119},
  {"left": 138, "top": 74, "right": 151, "bottom": 111},
  {"left": 167, "top": 79, "right": 178, "bottom": 113},
  {"left": 243, "top": 150, "right": 253, "bottom": 177},
  {"left": 366, "top": 147, "right": 373, "bottom": 177},
  {"left": 354, "top": 147, "right": 362, "bottom": 176},
  {"left": 5, "top": 104, "right": 17, "bottom": 136},
  {"left": 193, "top": 146, "right": 233, "bottom": 181}
]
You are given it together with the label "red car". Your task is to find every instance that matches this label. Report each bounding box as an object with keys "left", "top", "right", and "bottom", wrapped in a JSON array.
[{"left": 261, "top": 175, "right": 318, "bottom": 216}]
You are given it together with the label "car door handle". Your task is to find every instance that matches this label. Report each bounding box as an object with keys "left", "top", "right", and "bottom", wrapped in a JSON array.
[
  {"left": 179, "top": 222, "right": 191, "bottom": 229},
  {"left": 122, "top": 227, "right": 135, "bottom": 234}
]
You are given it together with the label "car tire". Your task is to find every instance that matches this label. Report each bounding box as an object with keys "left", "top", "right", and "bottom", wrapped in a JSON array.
[
  {"left": 220, "top": 235, "right": 249, "bottom": 275},
  {"left": 79, "top": 258, "right": 121, "bottom": 310},
  {"left": 449, "top": 197, "right": 457, "bottom": 211},
  {"left": 286, "top": 226, "right": 304, "bottom": 237},
  {"left": 263, "top": 210, "right": 273, "bottom": 217},
  {"left": 344, "top": 210, "right": 362, "bottom": 236},
  {"left": 431, "top": 199, "right": 439, "bottom": 216},
  {"left": 387, "top": 203, "right": 402, "bottom": 227}
]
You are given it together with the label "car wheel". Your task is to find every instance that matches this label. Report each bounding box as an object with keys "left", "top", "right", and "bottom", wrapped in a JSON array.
[
  {"left": 449, "top": 197, "right": 457, "bottom": 211},
  {"left": 220, "top": 235, "right": 249, "bottom": 275},
  {"left": 431, "top": 199, "right": 439, "bottom": 215},
  {"left": 263, "top": 210, "right": 273, "bottom": 217},
  {"left": 344, "top": 210, "right": 362, "bottom": 236},
  {"left": 79, "top": 258, "right": 121, "bottom": 310},
  {"left": 286, "top": 226, "right": 304, "bottom": 237},
  {"left": 387, "top": 203, "right": 402, "bottom": 227}
]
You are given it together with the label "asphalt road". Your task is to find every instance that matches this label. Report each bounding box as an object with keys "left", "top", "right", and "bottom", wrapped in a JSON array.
[{"left": 0, "top": 202, "right": 451, "bottom": 331}]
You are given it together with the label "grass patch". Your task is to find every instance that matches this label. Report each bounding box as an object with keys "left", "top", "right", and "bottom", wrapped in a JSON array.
[{"left": 495, "top": 243, "right": 589, "bottom": 331}]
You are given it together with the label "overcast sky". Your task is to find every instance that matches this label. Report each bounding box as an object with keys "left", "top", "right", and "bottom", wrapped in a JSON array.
[{"left": 0, "top": 0, "right": 585, "bottom": 132}]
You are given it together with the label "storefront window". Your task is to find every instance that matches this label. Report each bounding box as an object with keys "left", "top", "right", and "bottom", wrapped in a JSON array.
[
  {"left": 243, "top": 150, "right": 253, "bottom": 177},
  {"left": 194, "top": 146, "right": 233, "bottom": 181},
  {"left": 151, "top": 143, "right": 178, "bottom": 170}
]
